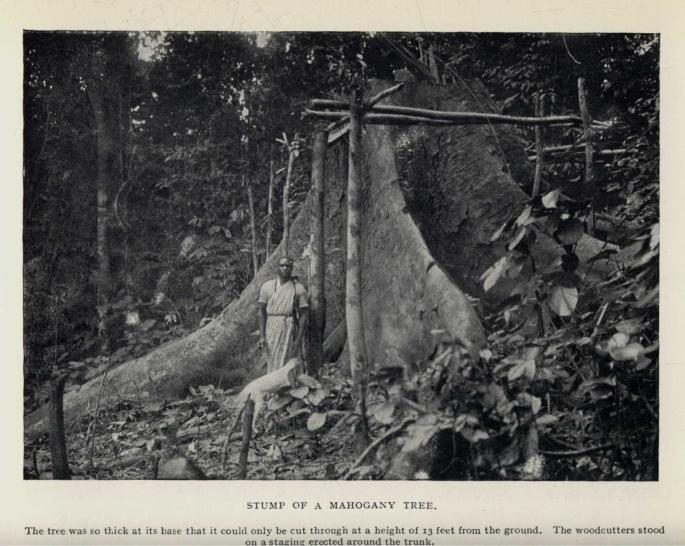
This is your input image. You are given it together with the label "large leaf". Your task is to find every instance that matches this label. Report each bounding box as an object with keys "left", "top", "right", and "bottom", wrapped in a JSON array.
[
  {"left": 307, "top": 412, "right": 327, "bottom": 431},
  {"left": 607, "top": 332, "right": 630, "bottom": 351},
  {"left": 542, "top": 189, "right": 560, "bottom": 208},
  {"left": 298, "top": 374, "right": 321, "bottom": 389},
  {"left": 515, "top": 206, "right": 533, "bottom": 226},
  {"left": 268, "top": 394, "right": 293, "bottom": 411},
  {"left": 609, "top": 342, "right": 646, "bottom": 361},
  {"left": 307, "top": 387, "right": 329, "bottom": 406},
  {"left": 507, "top": 358, "right": 536, "bottom": 382},
  {"left": 556, "top": 219, "right": 584, "bottom": 245},
  {"left": 481, "top": 256, "right": 508, "bottom": 292},
  {"left": 614, "top": 318, "right": 643, "bottom": 335},
  {"left": 288, "top": 385, "right": 310, "bottom": 399},
  {"left": 549, "top": 285, "right": 578, "bottom": 317}
]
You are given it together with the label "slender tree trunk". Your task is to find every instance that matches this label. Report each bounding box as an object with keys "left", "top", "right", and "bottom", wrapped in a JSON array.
[
  {"left": 532, "top": 94, "right": 545, "bottom": 198},
  {"left": 49, "top": 373, "right": 71, "bottom": 480},
  {"left": 346, "top": 90, "right": 370, "bottom": 440},
  {"left": 87, "top": 36, "right": 131, "bottom": 351},
  {"left": 282, "top": 142, "right": 297, "bottom": 256},
  {"left": 578, "top": 77, "right": 596, "bottom": 235},
  {"left": 89, "top": 86, "right": 114, "bottom": 349},
  {"left": 307, "top": 131, "right": 327, "bottom": 376},
  {"left": 244, "top": 174, "right": 259, "bottom": 277},
  {"left": 266, "top": 148, "right": 274, "bottom": 257}
]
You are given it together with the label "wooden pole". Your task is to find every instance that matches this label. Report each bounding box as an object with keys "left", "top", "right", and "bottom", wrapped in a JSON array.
[
  {"left": 237, "top": 398, "right": 255, "bottom": 479},
  {"left": 308, "top": 131, "right": 327, "bottom": 377},
  {"left": 282, "top": 142, "right": 297, "bottom": 256},
  {"left": 346, "top": 89, "right": 370, "bottom": 442},
  {"left": 266, "top": 148, "right": 274, "bottom": 257},
  {"left": 49, "top": 373, "right": 71, "bottom": 479},
  {"left": 578, "top": 77, "right": 596, "bottom": 235},
  {"left": 532, "top": 94, "right": 545, "bottom": 198}
]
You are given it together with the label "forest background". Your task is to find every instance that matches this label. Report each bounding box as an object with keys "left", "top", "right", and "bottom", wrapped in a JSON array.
[{"left": 21, "top": 29, "right": 661, "bottom": 481}]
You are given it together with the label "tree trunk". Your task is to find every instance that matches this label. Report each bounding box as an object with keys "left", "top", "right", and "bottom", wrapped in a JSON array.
[
  {"left": 88, "top": 85, "right": 114, "bottom": 349},
  {"left": 87, "top": 35, "right": 130, "bottom": 352},
  {"left": 578, "top": 77, "right": 596, "bottom": 235},
  {"left": 532, "top": 94, "right": 544, "bottom": 198},
  {"left": 48, "top": 374, "right": 70, "bottom": 480},
  {"left": 266, "top": 150, "right": 274, "bottom": 257},
  {"left": 26, "top": 80, "right": 617, "bottom": 442},
  {"left": 346, "top": 91, "right": 369, "bottom": 412},
  {"left": 282, "top": 142, "right": 297, "bottom": 256},
  {"left": 307, "top": 131, "right": 327, "bottom": 376},
  {"left": 244, "top": 174, "right": 259, "bottom": 277}
]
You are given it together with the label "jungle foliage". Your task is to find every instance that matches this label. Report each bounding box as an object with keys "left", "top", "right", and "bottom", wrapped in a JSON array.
[{"left": 24, "top": 32, "right": 658, "bottom": 480}]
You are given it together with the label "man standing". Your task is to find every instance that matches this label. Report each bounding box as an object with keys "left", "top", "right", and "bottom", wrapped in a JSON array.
[{"left": 257, "top": 257, "right": 309, "bottom": 372}]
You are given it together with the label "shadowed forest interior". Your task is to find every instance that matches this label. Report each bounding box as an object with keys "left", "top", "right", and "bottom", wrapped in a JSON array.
[{"left": 23, "top": 32, "right": 658, "bottom": 480}]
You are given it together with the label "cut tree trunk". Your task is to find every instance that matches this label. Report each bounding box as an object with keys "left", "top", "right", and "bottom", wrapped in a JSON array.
[{"left": 25, "top": 80, "right": 617, "bottom": 442}]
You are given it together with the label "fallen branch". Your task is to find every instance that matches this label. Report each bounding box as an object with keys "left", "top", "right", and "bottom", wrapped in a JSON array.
[
  {"left": 87, "top": 357, "right": 113, "bottom": 471},
  {"left": 341, "top": 418, "right": 414, "bottom": 480}
]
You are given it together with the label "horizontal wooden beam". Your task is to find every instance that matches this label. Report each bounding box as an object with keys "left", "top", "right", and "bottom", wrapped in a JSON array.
[{"left": 307, "top": 108, "right": 583, "bottom": 127}]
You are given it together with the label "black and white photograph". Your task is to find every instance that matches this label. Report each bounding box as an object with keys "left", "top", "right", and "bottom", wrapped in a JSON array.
[{"left": 21, "top": 29, "right": 661, "bottom": 483}]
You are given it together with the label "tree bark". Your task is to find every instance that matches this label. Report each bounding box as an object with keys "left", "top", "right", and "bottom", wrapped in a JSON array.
[
  {"left": 308, "top": 131, "right": 327, "bottom": 377},
  {"left": 87, "top": 35, "right": 130, "bottom": 351},
  {"left": 48, "top": 374, "right": 70, "bottom": 479},
  {"left": 266, "top": 151, "right": 274, "bottom": 257},
  {"left": 244, "top": 174, "right": 259, "bottom": 277},
  {"left": 346, "top": 92, "right": 369, "bottom": 413},
  {"left": 532, "top": 94, "right": 545, "bottom": 198},
  {"left": 282, "top": 141, "right": 297, "bottom": 256},
  {"left": 578, "top": 77, "right": 596, "bottom": 235}
]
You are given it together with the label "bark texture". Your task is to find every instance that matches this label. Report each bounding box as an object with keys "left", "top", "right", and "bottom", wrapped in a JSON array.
[{"left": 307, "top": 131, "right": 328, "bottom": 376}]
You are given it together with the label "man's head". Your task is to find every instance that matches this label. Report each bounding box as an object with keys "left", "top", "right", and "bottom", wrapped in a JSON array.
[{"left": 277, "top": 257, "right": 294, "bottom": 281}]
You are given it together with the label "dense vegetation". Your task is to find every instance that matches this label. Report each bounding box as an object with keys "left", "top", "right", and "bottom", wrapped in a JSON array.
[{"left": 24, "top": 32, "right": 658, "bottom": 479}]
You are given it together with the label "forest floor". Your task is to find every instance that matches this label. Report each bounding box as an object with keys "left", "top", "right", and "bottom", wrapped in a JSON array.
[{"left": 24, "top": 362, "right": 371, "bottom": 480}]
